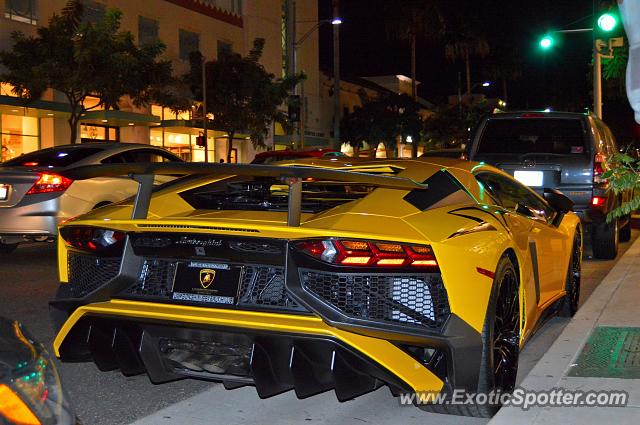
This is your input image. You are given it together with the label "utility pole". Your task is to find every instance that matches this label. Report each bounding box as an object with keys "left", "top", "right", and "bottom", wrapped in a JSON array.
[
  {"left": 202, "top": 57, "right": 208, "bottom": 163},
  {"left": 332, "top": 0, "right": 341, "bottom": 149},
  {"left": 286, "top": 0, "right": 298, "bottom": 148}
]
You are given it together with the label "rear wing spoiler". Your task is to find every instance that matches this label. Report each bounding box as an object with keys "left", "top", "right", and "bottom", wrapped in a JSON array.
[{"left": 60, "top": 163, "right": 427, "bottom": 226}]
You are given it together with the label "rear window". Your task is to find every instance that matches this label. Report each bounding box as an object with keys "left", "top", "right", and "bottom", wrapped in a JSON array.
[
  {"left": 2, "top": 147, "right": 102, "bottom": 167},
  {"left": 179, "top": 176, "right": 374, "bottom": 213},
  {"left": 477, "top": 118, "right": 588, "bottom": 155}
]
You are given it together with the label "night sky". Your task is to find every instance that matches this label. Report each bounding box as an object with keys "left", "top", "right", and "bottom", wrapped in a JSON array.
[{"left": 318, "top": 0, "right": 635, "bottom": 136}]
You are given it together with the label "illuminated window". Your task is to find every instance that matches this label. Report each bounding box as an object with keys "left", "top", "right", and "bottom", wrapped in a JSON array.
[
  {"left": 82, "top": 96, "right": 103, "bottom": 110},
  {"left": 1, "top": 115, "right": 39, "bottom": 161},
  {"left": 80, "top": 124, "right": 118, "bottom": 142},
  {"left": 179, "top": 29, "right": 200, "bottom": 60},
  {"left": 151, "top": 105, "right": 164, "bottom": 119},
  {"left": 0, "top": 83, "right": 19, "bottom": 97},
  {"left": 4, "top": 0, "right": 37, "bottom": 25}
]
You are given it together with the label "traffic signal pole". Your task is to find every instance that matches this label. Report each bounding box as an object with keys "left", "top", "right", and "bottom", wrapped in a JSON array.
[
  {"left": 594, "top": 40, "right": 603, "bottom": 118},
  {"left": 540, "top": 27, "right": 603, "bottom": 118}
]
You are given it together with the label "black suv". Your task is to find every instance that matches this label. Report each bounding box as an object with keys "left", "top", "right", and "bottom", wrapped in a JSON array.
[{"left": 468, "top": 111, "right": 632, "bottom": 259}]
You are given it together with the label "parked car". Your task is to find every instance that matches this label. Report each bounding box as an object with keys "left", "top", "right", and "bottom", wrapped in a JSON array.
[
  {"left": 468, "top": 111, "right": 632, "bottom": 259},
  {"left": 0, "top": 143, "right": 182, "bottom": 253},
  {"left": 420, "top": 148, "right": 466, "bottom": 159},
  {"left": 251, "top": 148, "right": 345, "bottom": 164},
  {"left": 50, "top": 158, "right": 581, "bottom": 417},
  {"left": 0, "top": 316, "right": 76, "bottom": 425}
]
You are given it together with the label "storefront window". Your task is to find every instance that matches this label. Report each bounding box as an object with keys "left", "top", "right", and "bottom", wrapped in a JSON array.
[
  {"left": 80, "top": 124, "right": 118, "bottom": 142},
  {"left": 151, "top": 105, "right": 191, "bottom": 121},
  {"left": 150, "top": 127, "right": 214, "bottom": 162},
  {"left": 1, "top": 115, "right": 39, "bottom": 162}
]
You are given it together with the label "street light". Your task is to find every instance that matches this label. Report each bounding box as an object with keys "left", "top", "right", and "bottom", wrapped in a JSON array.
[
  {"left": 458, "top": 80, "right": 491, "bottom": 118},
  {"left": 291, "top": 15, "right": 342, "bottom": 148}
]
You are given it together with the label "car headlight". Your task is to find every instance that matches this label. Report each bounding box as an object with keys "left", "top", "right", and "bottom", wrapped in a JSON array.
[{"left": 0, "top": 318, "right": 76, "bottom": 425}]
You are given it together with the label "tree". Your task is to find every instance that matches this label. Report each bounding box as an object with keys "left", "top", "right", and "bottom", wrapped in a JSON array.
[
  {"left": 423, "top": 101, "right": 491, "bottom": 149},
  {"left": 185, "top": 39, "right": 303, "bottom": 163},
  {"left": 0, "top": 0, "right": 174, "bottom": 144},
  {"left": 384, "top": 1, "right": 444, "bottom": 109},
  {"left": 484, "top": 47, "right": 523, "bottom": 104},
  {"left": 340, "top": 93, "right": 424, "bottom": 158},
  {"left": 384, "top": 0, "right": 443, "bottom": 157}
]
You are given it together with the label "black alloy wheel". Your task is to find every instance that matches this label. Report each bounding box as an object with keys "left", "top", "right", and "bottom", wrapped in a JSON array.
[
  {"left": 419, "top": 256, "right": 520, "bottom": 418},
  {"left": 491, "top": 261, "right": 520, "bottom": 394}
]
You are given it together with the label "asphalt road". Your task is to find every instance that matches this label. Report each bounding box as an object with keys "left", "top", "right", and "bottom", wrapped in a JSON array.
[{"left": 1, "top": 224, "right": 637, "bottom": 425}]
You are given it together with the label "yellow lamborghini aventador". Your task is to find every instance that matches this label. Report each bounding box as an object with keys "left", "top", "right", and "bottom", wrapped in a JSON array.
[{"left": 49, "top": 158, "right": 582, "bottom": 417}]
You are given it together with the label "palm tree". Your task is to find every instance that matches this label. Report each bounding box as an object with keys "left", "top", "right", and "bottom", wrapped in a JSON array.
[
  {"left": 484, "top": 48, "right": 523, "bottom": 105},
  {"left": 384, "top": 0, "right": 444, "bottom": 101},
  {"left": 441, "top": 1, "right": 490, "bottom": 99},
  {"left": 384, "top": 0, "right": 443, "bottom": 157},
  {"left": 445, "top": 32, "right": 490, "bottom": 98}
]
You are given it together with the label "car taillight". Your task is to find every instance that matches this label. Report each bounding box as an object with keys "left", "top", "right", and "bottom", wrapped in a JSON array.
[
  {"left": 295, "top": 239, "right": 439, "bottom": 270},
  {"left": 592, "top": 196, "right": 607, "bottom": 207},
  {"left": 59, "top": 226, "right": 126, "bottom": 256},
  {"left": 593, "top": 153, "right": 606, "bottom": 184},
  {"left": 26, "top": 173, "right": 73, "bottom": 195}
]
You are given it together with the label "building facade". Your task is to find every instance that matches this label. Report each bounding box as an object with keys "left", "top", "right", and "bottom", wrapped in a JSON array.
[{"left": 0, "top": 0, "right": 321, "bottom": 163}]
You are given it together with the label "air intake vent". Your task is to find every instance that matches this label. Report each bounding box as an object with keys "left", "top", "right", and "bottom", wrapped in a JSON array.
[{"left": 136, "top": 224, "right": 259, "bottom": 233}]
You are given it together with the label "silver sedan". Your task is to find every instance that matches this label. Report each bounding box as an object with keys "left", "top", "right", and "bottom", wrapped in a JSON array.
[{"left": 0, "top": 143, "right": 182, "bottom": 253}]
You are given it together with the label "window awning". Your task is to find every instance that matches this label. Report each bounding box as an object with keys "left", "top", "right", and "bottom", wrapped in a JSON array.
[
  {"left": 0, "top": 95, "right": 70, "bottom": 118},
  {"left": 158, "top": 120, "right": 250, "bottom": 140},
  {"left": 80, "top": 110, "right": 160, "bottom": 127}
]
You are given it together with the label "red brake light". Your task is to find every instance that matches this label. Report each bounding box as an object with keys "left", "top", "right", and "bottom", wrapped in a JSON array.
[
  {"left": 26, "top": 173, "right": 73, "bottom": 195},
  {"left": 296, "top": 239, "right": 439, "bottom": 270},
  {"left": 520, "top": 113, "right": 546, "bottom": 118},
  {"left": 591, "top": 196, "right": 607, "bottom": 207},
  {"left": 60, "top": 226, "right": 126, "bottom": 256}
]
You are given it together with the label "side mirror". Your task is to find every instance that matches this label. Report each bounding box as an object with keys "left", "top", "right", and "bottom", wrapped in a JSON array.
[{"left": 543, "top": 188, "right": 574, "bottom": 213}]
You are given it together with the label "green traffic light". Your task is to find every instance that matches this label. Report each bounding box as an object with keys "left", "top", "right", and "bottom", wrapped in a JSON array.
[
  {"left": 597, "top": 13, "right": 617, "bottom": 32},
  {"left": 540, "top": 35, "right": 554, "bottom": 49}
]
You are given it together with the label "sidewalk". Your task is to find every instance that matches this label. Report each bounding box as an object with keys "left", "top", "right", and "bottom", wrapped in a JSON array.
[{"left": 489, "top": 235, "right": 640, "bottom": 424}]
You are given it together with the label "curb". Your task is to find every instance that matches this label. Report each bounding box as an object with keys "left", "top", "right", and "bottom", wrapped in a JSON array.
[{"left": 489, "top": 236, "right": 640, "bottom": 424}]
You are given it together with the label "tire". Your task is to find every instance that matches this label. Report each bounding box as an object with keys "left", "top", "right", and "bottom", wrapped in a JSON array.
[
  {"left": 592, "top": 219, "right": 619, "bottom": 260},
  {"left": 559, "top": 229, "right": 581, "bottom": 317},
  {"left": 417, "top": 255, "right": 520, "bottom": 417},
  {"left": 0, "top": 243, "right": 18, "bottom": 254},
  {"left": 619, "top": 215, "right": 632, "bottom": 243}
]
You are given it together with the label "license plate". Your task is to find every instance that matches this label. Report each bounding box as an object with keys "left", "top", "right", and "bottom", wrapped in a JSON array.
[
  {"left": 171, "top": 261, "right": 241, "bottom": 305},
  {"left": 514, "top": 170, "right": 543, "bottom": 187},
  {"left": 0, "top": 184, "right": 8, "bottom": 201}
]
